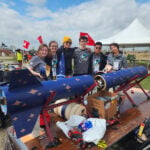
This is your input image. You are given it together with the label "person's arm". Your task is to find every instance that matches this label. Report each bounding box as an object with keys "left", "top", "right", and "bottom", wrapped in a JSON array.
[
  {"left": 103, "top": 64, "right": 112, "bottom": 72},
  {"left": 88, "top": 53, "right": 93, "bottom": 75},
  {"left": 26, "top": 66, "right": 43, "bottom": 79},
  {"left": 122, "top": 56, "right": 128, "bottom": 68},
  {"left": 72, "top": 48, "right": 77, "bottom": 59},
  {"left": 27, "top": 56, "right": 44, "bottom": 79},
  {"left": 103, "top": 54, "right": 113, "bottom": 72},
  {"left": 100, "top": 54, "right": 107, "bottom": 71},
  {"left": 107, "top": 53, "right": 114, "bottom": 66}
]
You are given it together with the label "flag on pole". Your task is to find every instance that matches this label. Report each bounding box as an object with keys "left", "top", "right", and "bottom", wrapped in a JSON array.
[
  {"left": 1, "top": 42, "right": 7, "bottom": 47},
  {"left": 37, "top": 35, "right": 43, "bottom": 44},
  {"left": 80, "top": 32, "right": 95, "bottom": 46},
  {"left": 23, "top": 40, "right": 30, "bottom": 49}
]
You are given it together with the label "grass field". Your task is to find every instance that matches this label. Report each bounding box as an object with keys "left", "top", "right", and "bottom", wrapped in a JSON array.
[
  {"left": 140, "top": 76, "right": 150, "bottom": 90},
  {"left": 126, "top": 60, "right": 150, "bottom": 90},
  {"left": 125, "top": 51, "right": 150, "bottom": 61}
]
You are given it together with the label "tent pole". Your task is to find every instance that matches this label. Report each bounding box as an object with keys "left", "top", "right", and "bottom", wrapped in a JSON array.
[{"left": 147, "top": 45, "right": 150, "bottom": 71}]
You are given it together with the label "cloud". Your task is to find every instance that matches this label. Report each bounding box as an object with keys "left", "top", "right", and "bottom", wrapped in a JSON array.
[
  {"left": 0, "top": 0, "right": 150, "bottom": 49},
  {"left": 26, "top": 6, "right": 53, "bottom": 18}
]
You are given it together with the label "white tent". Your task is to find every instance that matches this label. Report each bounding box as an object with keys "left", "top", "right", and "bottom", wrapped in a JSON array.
[{"left": 100, "top": 19, "right": 150, "bottom": 47}]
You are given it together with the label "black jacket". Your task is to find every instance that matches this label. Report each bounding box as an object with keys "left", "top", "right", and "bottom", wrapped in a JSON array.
[
  {"left": 45, "top": 57, "right": 58, "bottom": 80},
  {"left": 88, "top": 52, "right": 107, "bottom": 75},
  {"left": 57, "top": 46, "right": 75, "bottom": 76}
]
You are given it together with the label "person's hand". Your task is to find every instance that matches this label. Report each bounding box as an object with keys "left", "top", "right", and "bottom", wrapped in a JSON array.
[
  {"left": 104, "top": 64, "right": 112, "bottom": 73},
  {"left": 37, "top": 73, "right": 44, "bottom": 79}
]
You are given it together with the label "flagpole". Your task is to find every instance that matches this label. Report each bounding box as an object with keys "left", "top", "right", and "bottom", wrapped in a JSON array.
[{"left": 23, "top": 40, "right": 30, "bottom": 69}]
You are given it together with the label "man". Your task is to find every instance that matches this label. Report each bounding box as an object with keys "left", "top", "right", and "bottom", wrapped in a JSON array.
[
  {"left": 88, "top": 42, "right": 107, "bottom": 75},
  {"left": 16, "top": 49, "right": 23, "bottom": 69},
  {"left": 73, "top": 36, "right": 91, "bottom": 76}
]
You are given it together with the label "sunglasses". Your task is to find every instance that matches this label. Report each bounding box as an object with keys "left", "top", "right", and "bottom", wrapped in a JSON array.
[
  {"left": 95, "top": 47, "right": 101, "bottom": 50},
  {"left": 66, "top": 41, "right": 72, "bottom": 44}
]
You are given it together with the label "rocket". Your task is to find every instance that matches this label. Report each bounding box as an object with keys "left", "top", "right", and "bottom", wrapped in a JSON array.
[
  {"left": 0, "top": 69, "right": 95, "bottom": 138},
  {"left": 1, "top": 66, "right": 147, "bottom": 138},
  {"left": 95, "top": 66, "right": 148, "bottom": 90}
]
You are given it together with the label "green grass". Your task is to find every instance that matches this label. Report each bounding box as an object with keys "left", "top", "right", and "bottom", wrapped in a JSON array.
[
  {"left": 127, "top": 61, "right": 150, "bottom": 90},
  {"left": 0, "top": 56, "right": 16, "bottom": 61},
  {"left": 136, "top": 60, "right": 150, "bottom": 66},
  {"left": 127, "top": 60, "right": 150, "bottom": 66},
  {"left": 140, "top": 76, "right": 150, "bottom": 90}
]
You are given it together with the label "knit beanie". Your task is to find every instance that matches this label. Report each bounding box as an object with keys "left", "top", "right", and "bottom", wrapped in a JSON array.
[{"left": 62, "top": 36, "right": 72, "bottom": 43}]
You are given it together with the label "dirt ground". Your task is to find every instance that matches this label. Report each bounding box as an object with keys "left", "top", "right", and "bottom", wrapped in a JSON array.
[
  {"left": 0, "top": 128, "right": 7, "bottom": 150},
  {"left": 0, "top": 119, "right": 12, "bottom": 150}
]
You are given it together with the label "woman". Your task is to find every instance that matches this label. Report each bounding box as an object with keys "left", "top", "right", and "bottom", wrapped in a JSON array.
[
  {"left": 27, "top": 44, "right": 50, "bottom": 131},
  {"left": 27, "top": 44, "right": 49, "bottom": 80},
  {"left": 57, "top": 36, "right": 75, "bottom": 77},
  {"left": 105, "top": 43, "right": 127, "bottom": 72},
  {"left": 45, "top": 41, "right": 58, "bottom": 80}
]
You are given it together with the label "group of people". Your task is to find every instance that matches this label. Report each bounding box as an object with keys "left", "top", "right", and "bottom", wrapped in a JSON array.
[
  {"left": 26, "top": 35, "right": 127, "bottom": 131},
  {"left": 0, "top": 36, "right": 127, "bottom": 130},
  {"left": 27, "top": 36, "right": 127, "bottom": 81}
]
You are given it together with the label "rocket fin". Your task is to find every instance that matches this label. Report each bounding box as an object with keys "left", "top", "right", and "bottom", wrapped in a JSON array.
[{"left": 9, "top": 69, "right": 42, "bottom": 91}]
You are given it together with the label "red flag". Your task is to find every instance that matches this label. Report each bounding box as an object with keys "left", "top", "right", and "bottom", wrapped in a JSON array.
[
  {"left": 37, "top": 35, "right": 43, "bottom": 44},
  {"left": 23, "top": 40, "right": 30, "bottom": 49},
  {"left": 80, "top": 32, "right": 95, "bottom": 46}
]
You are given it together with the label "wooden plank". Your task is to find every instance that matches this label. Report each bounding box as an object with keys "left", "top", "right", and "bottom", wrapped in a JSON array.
[{"left": 104, "top": 100, "right": 150, "bottom": 147}]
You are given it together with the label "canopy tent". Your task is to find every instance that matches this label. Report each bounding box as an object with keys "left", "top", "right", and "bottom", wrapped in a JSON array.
[{"left": 100, "top": 19, "right": 150, "bottom": 47}]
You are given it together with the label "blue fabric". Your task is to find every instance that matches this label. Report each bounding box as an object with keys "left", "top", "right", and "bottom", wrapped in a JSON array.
[
  {"left": 57, "top": 52, "right": 65, "bottom": 78},
  {"left": 9, "top": 69, "right": 41, "bottom": 90},
  {"left": 1, "top": 69, "right": 94, "bottom": 138},
  {"left": 101, "top": 66, "right": 148, "bottom": 89},
  {"left": 0, "top": 89, "right": 7, "bottom": 115},
  {"left": 0, "top": 105, "right": 7, "bottom": 115},
  {"left": 61, "top": 104, "right": 68, "bottom": 119}
]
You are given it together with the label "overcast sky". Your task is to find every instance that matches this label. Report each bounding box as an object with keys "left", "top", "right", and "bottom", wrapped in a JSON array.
[{"left": 0, "top": 0, "right": 150, "bottom": 49}]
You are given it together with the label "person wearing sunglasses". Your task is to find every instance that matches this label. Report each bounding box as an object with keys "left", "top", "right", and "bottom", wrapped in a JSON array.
[
  {"left": 57, "top": 36, "right": 75, "bottom": 77},
  {"left": 88, "top": 42, "right": 107, "bottom": 75},
  {"left": 73, "top": 36, "right": 91, "bottom": 76}
]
